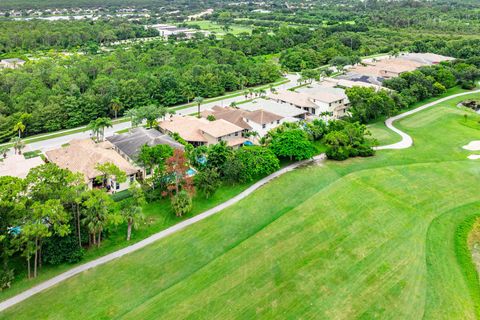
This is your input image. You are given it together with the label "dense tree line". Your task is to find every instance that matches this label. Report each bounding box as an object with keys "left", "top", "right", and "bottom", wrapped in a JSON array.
[
  {"left": 0, "top": 41, "right": 281, "bottom": 142},
  {"left": 0, "top": 19, "right": 159, "bottom": 53},
  {"left": 346, "top": 60, "right": 480, "bottom": 123}
]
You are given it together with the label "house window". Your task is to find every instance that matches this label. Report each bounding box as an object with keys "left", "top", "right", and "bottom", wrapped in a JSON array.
[
  {"left": 235, "top": 132, "right": 239, "bottom": 136},
  {"left": 277, "top": 120, "right": 280, "bottom": 124},
  {"left": 116, "top": 182, "right": 120, "bottom": 190},
  {"left": 262, "top": 124, "right": 266, "bottom": 129},
  {"left": 130, "top": 175, "right": 135, "bottom": 183},
  {"left": 217, "top": 137, "right": 221, "bottom": 142}
]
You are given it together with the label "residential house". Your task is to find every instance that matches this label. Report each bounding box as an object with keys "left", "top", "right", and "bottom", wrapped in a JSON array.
[
  {"left": 202, "top": 105, "right": 286, "bottom": 138},
  {"left": 106, "top": 127, "right": 184, "bottom": 162},
  {"left": 240, "top": 98, "right": 308, "bottom": 122},
  {"left": 45, "top": 139, "right": 141, "bottom": 192},
  {"left": 0, "top": 154, "right": 44, "bottom": 179},
  {"left": 269, "top": 88, "right": 350, "bottom": 119},
  {"left": 0, "top": 58, "right": 26, "bottom": 69},
  {"left": 159, "top": 116, "right": 246, "bottom": 147},
  {"left": 296, "top": 86, "right": 351, "bottom": 118}
]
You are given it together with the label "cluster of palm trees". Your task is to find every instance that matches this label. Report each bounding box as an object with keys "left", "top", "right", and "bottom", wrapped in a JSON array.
[
  {"left": 86, "top": 117, "right": 113, "bottom": 142},
  {"left": 243, "top": 88, "right": 268, "bottom": 100}
]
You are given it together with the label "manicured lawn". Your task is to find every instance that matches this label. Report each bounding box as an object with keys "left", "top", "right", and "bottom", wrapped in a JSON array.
[
  {"left": 3, "top": 93, "right": 480, "bottom": 319},
  {"left": 0, "top": 181, "right": 255, "bottom": 302},
  {"left": 184, "top": 20, "right": 252, "bottom": 36}
]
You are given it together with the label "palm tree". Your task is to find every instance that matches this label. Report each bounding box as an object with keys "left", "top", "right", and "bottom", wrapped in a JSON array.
[
  {"left": 95, "top": 117, "right": 113, "bottom": 141},
  {"left": 86, "top": 120, "right": 100, "bottom": 141},
  {"left": 124, "top": 109, "right": 140, "bottom": 128},
  {"left": 13, "top": 121, "right": 26, "bottom": 138},
  {"left": 110, "top": 98, "right": 123, "bottom": 120},
  {"left": 10, "top": 137, "right": 25, "bottom": 155},
  {"left": 193, "top": 96, "right": 204, "bottom": 117}
]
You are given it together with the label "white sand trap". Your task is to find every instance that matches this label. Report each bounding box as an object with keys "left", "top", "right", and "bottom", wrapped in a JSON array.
[
  {"left": 463, "top": 141, "right": 480, "bottom": 151},
  {"left": 468, "top": 154, "right": 480, "bottom": 160}
]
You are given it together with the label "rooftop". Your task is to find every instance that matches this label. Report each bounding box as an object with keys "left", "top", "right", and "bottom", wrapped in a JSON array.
[
  {"left": 296, "top": 85, "right": 347, "bottom": 103},
  {"left": 0, "top": 154, "right": 44, "bottom": 179},
  {"left": 159, "top": 116, "right": 209, "bottom": 142},
  {"left": 106, "top": 127, "right": 184, "bottom": 160},
  {"left": 268, "top": 90, "right": 318, "bottom": 109},
  {"left": 200, "top": 119, "right": 244, "bottom": 138},
  {"left": 240, "top": 98, "right": 308, "bottom": 119},
  {"left": 45, "top": 139, "right": 139, "bottom": 181},
  {"left": 243, "top": 109, "right": 283, "bottom": 125},
  {"left": 201, "top": 106, "right": 252, "bottom": 130}
]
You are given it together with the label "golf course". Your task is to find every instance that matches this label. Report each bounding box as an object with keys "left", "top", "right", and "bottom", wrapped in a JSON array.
[{"left": 2, "top": 93, "right": 480, "bottom": 319}]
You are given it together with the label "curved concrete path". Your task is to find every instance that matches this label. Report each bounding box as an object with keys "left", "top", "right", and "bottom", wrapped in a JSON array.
[
  {"left": 2, "top": 89, "right": 480, "bottom": 312},
  {"left": 0, "top": 154, "right": 325, "bottom": 312},
  {"left": 375, "top": 89, "right": 480, "bottom": 150}
]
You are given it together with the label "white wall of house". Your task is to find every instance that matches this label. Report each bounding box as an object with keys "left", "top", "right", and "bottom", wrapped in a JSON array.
[
  {"left": 244, "top": 118, "right": 283, "bottom": 137},
  {"left": 201, "top": 130, "right": 243, "bottom": 145}
]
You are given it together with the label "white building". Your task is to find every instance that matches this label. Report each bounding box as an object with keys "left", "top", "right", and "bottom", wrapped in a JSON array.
[{"left": 269, "top": 88, "right": 350, "bottom": 119}]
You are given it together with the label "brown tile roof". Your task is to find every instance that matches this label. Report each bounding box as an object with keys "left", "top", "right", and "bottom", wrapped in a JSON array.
[
  {"left": 159, "top": 116, "right": 208, "bottom": 142},
  {"left": 45, "top": 139, "right": 139, "bottom": 181},
  {"left": 243, "top": 109, "right": 283, "bottom": 124},
  {"left": 200, "top": 119, "right": 244, "bottom": 138},
  {"left": 201, "top": 106, "right": 252, "bottom": 130}
]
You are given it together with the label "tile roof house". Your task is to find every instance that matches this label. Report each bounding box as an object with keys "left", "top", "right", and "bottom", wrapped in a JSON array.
[
  {"left": 0, "top": 154, "right": 44, "bottom": 179},
  {"left": 159, "top": 116, "right": 246, "bottom": 147},
  {"left": 45, "top": 139, "right": 141, "bottom": 191},
  {"left": 0, "top": 58, "right": 26, "bottom": 69},
  {"left": 269, "top": 88, "right": 350, "bottom": 119},
  {"left": 106, "top": 127, "right": 184, "bottom": 162},
  {"left": 201, "top": 106, "right": 286, "bottom": 138},
  {"left": 240, "top": 98, "right": 308, "bottom": 121}
]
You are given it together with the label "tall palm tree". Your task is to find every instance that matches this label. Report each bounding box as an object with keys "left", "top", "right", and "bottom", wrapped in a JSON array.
[
  {"left": 193, "top": 96, "right": 204, "bottom": 117},
  {"left": 13, "top": 121, "right": 26, "bottom": 138},
  {"left": 86, "top": 120, "right": 100, "bottom": 141},
  {"left": 110, "top": 98, "right": 123, "bottom": 120},
  {"left": 95, "top": 117, "right": 113, "bottom": 141}
]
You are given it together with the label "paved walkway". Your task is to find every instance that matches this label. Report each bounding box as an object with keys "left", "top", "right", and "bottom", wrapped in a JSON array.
[
  {"left": 2, "top": 88, "right": 480, "bottom": 312},
  {"left": 375, "top": 89, "right": 480, "bottom": 150},
  {"left": 0, "top": 153, "right": 325, "bottom": 312}
]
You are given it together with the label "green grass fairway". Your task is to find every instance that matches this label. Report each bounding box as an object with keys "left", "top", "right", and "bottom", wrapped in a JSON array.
[
  {"left": 3, "top": 93, "right": 480, "bottom": 319},
  {"left": 184, "top": 20, "right": 252, "bottom": 36}
]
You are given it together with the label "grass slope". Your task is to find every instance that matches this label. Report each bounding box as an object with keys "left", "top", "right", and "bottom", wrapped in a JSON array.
[{"left": 2, "top": 93, "right": 480, "bottom": 319}]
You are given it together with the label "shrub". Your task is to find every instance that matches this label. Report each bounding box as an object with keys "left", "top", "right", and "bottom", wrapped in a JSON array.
[{"left": 42, "top": 234, "right": 84, "bottom": 265}]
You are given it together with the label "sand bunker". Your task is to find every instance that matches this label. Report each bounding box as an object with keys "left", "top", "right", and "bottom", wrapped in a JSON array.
[
  {"left": 468, "top": 155, "right": 480, "bottom": 160},
  {"left": 463, "top": 141, "right": 480, "bottom": 151}
]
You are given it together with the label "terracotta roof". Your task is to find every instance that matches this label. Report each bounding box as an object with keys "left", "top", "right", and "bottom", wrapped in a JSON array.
[
  {"left": 201, "top": 106, "right": 252, "bottom": 130},
  {"left": 45, "top": 139, "right": 139, "bottom": 181},
  {"left": 159, "top": 116, "right": 208, "bottom": 142},
  {"left": 200, "top": 119, "right": 243, "bottom": 138},
  {"left": 243, "top": 109, "right": 283, "bottom": 124}
]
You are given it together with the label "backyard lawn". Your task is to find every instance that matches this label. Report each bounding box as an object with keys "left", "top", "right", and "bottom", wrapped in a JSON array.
[{"left": 2, "top": 93, "right": 480, "bottom": 319}]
